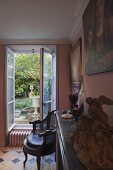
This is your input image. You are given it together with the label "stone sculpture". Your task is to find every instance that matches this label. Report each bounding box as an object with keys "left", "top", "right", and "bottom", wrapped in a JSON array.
[{"left": 72, "top": 95, "right": 113, "bottom": 169}]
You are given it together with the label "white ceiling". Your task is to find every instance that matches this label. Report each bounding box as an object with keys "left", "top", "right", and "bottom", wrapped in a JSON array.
[{"left": 0, "top": 0, "right": 89, "bottom": 44}]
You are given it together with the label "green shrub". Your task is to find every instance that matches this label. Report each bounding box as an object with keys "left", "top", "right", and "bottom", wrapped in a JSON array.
[
  {"left": 15, "top": 98, "right": 32, "bottom": 109},
  {"left": 15, "top": 53, "right": 40, "bottom": 98}
]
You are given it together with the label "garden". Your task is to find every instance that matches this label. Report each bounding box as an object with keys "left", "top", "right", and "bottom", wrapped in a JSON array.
[
  {"left": 15, "top": 52, "right": 52, "bottom": 124},
  {"left": 15, "top": 53, "right": 40, "bottom": 124}
]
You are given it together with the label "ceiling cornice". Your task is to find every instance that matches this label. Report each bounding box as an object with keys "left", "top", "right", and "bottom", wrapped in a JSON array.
[
  {"left": 0, "top": 38, "right": 72, "bottom": 45},
  {"left": 70, "top": 17, "right": 82, "bottom": 42},
  {"left": 70, "top": 0, "right": 89, "bottom": 42}
]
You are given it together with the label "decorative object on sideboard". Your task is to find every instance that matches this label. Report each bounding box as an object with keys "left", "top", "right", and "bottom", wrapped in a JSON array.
[
  {"left": 72, "top": 95, "right": 113, "bottom": 169},
  {"left": 77, "top": 82, "right": 85, "bottom": 108},
  {"left": 71, "top": 81, "right": 81, "bottom": 94},
  {"left": 69, "top": 94, "right": 78, "bottom": 109},
  {"left": 71, "top": 104, "right": 84, "bottom": 121},
  {"left": 69, "top": 91, "right": 84, "bottom": 121}
]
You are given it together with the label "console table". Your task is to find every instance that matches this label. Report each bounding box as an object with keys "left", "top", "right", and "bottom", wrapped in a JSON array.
[{"left": 56, "top": 111, "right": 86, "bottom": 170}]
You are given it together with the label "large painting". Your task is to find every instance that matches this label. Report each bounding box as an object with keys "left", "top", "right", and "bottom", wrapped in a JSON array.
[{"left": 83, "top": 0, "right": 113, "bottom": 75}]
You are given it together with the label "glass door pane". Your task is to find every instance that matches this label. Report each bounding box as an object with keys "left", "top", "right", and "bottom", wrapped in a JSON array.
[
  {"left": 40, "top": 47, "right": 56, "bottom": 120},
  {"left": 43, "top": 50, "right": 52, "bottom": 119},
  {"left": 7, "top": 48, "right": 15, "bottom": 130}
]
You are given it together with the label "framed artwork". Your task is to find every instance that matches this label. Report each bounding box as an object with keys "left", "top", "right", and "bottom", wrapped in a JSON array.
[
  {"left": 83, "top": 0, "right": 113, "bottom": 75},
  {"left": 70, "top": 38, "right": 82, "bottom": 94}
]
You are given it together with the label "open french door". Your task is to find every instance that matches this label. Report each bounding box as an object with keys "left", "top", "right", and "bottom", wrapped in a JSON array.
[
  {"left": 40, "top": 48, "right": 56, "bottom": 119},
  {"left": 6, "top": 46, "right": 56, "bottom": 128},
  {"left": 7, "top": 48, "right": 15, "bottom": 131}
]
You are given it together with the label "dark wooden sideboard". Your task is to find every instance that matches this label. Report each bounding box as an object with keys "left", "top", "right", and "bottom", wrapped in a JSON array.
[{"left": 56, "top": 111, "right": 86, "bottom": 170}]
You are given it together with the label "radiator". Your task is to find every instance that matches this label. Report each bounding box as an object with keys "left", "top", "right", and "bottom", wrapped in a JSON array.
[{"left": 9, "top": 130, "right": 31, "bottom": 147}]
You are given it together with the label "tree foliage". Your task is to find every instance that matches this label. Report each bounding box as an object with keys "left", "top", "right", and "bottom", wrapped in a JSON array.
[{"left": 15, "top": 53, "right": 40, "bottom": 98}]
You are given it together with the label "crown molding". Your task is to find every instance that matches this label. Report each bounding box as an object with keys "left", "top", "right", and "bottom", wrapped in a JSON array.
[
  {"left": 0, "top": 38, "right": 72, "bottom": 45},
  {"left": 73, "top": 0, "right": 85, "bottom": 17},
  {"left": 70, "top": 0, "right": 89, "bottom": 42},
  {"left": 70, "top": 17, "right": 82, "bottom": 42}
]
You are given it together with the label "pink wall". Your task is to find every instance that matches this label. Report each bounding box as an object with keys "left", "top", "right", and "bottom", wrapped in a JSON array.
[
  {"left": 84, "top": 72, "right": 113, "bottom": 99},
  {"left": 83, "top": 56, "right": 113, "bottom": 125},
  {"left": 0, "top": 44, "right": 72, "bottom": 146},
  {"left": 57, "top": 44, "right": 72, "bottom": 110},
  {"left": 0, "top": 45, "right": 7, "bottom": 146},
  {"left": 73, "top": 23, "right": 113, "bottom": 125}
]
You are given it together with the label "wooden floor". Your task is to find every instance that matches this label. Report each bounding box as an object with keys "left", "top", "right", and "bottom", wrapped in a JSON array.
[{"left": 0, "top": 147, "right": 56, "bottom": 170}]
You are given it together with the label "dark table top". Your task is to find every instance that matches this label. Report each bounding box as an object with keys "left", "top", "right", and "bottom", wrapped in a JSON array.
[{"left": 56, "top": 111, "right": 86, "bottom": 170}]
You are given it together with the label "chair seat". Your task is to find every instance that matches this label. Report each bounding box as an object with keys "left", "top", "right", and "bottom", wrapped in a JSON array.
[
  {"left": 24, "top": 132, "right": 56, "bottom": 157},
  {"left": 27, "top": 133, "right": 43, "bottom": 148},
  {"left": 23, "top": 110, "right": 56, "bottom": 170}
]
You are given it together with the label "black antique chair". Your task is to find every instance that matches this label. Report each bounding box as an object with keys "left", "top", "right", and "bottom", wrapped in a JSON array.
[{"left": 23, "top": 110, "right": 56, "bottom": 170}]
